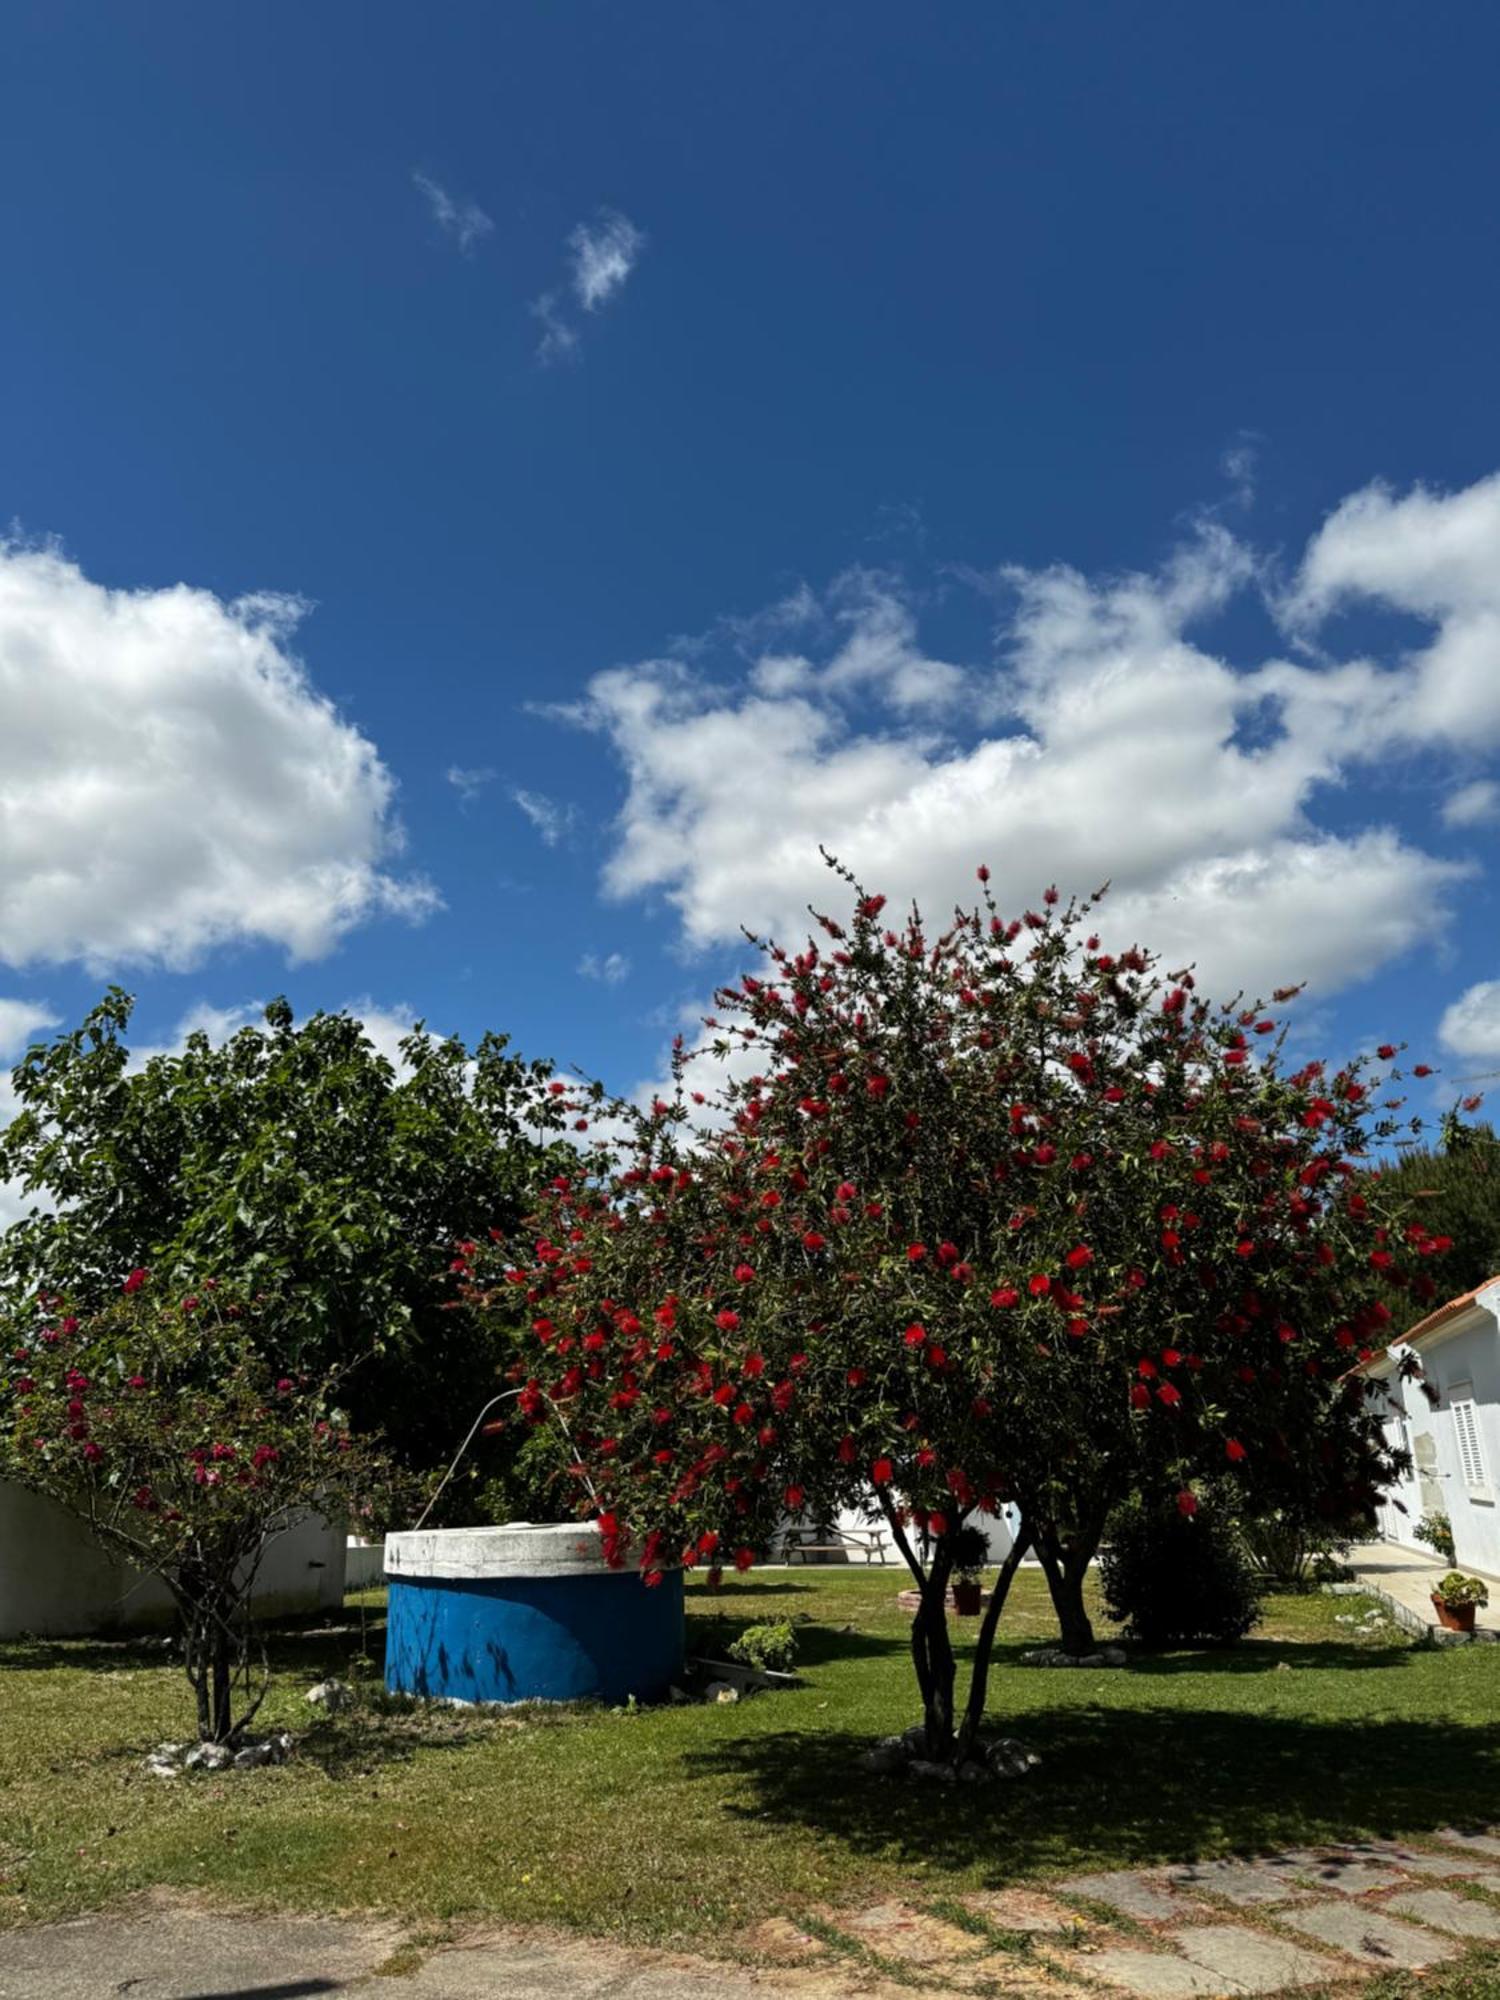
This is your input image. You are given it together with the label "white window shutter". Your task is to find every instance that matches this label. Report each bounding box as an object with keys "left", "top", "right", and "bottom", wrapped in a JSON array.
[{"left": 1452, "top": 1398, "right": 1489, "bottom": 1492}]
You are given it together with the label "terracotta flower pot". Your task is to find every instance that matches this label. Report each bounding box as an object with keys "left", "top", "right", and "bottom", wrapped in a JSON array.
[
  {"left": 1432, "top": 1593, "right": 1477, "bottom": 1633},
  {"left": 952, "top": 1578, "right": 984, "bottom": 1617}
]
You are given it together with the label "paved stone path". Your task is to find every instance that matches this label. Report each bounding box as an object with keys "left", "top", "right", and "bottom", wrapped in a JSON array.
[
  {"left": 1347, "top": 1543, "right": 1500, "bottom": 1644},
  {"left": 7, "top": 1829, "right": 1500, "bottom": 1997}
]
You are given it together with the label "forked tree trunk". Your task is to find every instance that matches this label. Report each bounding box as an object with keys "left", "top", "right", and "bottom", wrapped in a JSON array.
[{"left": 1034, "top": 1521, "right": 1100, "bottom": 1657}]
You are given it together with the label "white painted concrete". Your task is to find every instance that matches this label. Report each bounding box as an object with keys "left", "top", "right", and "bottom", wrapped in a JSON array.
[
  {"left": 0, "top": 1480, "right": 346, "bottom": 1638},
  {"left": 346, "top": 1537, "right": 386, "bottom": 1590},
  {"left": 1367, "top": 1281, "right": 1500, "bottom": 1577},
  {"left": 385, "top": 1520, "right": 609, "bottom": 1580}
]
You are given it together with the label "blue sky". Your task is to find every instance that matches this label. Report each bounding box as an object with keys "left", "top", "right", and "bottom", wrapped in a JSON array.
[{"left": 3, "top": 2, "right": 1500, "bottom": 1188}]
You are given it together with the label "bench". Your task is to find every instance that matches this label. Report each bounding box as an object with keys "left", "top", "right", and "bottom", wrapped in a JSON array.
[{"left": 783, "top": 1527, "right": 890, "bottom": 1564}]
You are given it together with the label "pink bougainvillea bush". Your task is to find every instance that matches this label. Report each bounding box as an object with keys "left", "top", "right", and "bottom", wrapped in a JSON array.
[
  {"left": 461, "top": 860, "right": 1441, "bottom": 1763},
  {"left": 0, "top": 1278, "right": 395, "bottom": 1742}
]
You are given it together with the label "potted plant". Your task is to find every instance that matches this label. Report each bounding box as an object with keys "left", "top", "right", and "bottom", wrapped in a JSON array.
[
  {"left": 951, "top": 1526, "right": 990, "bottom": 1616},
  {"left": 1415, "top": 1512, "right": 1457, "bottom": 1564},
  {"left": 1431, "top": 1570, "right": 1490, "bottom": 1634}
]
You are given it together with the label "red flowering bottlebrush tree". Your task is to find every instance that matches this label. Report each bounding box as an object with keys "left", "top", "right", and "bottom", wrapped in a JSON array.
[
  {"left": 461, "top": 859, "right": 1435, "bottom": 1765},
  {"left": 0, "top": 1277, "right": 395, "bottom": 1743}
]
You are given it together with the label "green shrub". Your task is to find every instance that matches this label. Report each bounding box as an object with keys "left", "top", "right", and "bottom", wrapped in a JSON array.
[
  {"left": 727, "top": 1620, "right": 798, "bottom": 1674},
  {"left": 1415, "top": 1512, "right": 1457, "bottom": 1564},
  {"left": 1236, "top": 1510, "right": 1352, "bottom": 1590},
  {"left": 1101, "top": 1493, "right": 1262, "bottom": 1648}
]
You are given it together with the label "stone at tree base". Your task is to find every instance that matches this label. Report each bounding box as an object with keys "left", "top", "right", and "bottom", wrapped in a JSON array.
[
  {"left": 1280, "top": 1899, "right": 1459, "bottom": 1968},
  {"left": 1055, "top": 1870, "right": 1182, "bottom": 1922},
  {"left": 858, "top": 1737, "right": 908, "bottom": 1775},
  {"left": 306, "top": 1677, "right": 354, "bottom": 1712},
  {"left": 1386, "top": 1888, "right": 1500, "bottom": 1939},
  {"left": 908, "top": 1757, "right": 958, "bottom": 1782}
]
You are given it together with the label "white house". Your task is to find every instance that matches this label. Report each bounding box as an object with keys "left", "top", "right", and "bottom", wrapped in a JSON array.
[
  {"left": 1363, "top": 1275, "right": 1500, "bottom": 1577},
  {"left": 0, "top": 1481, "right": 347, "bottom": 1638}
]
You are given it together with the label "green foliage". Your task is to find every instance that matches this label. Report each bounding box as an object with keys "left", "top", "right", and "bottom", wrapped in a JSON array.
[
  {"left": 726, "top": 1619, "right": 798, "bottom": 1674},
  {"left": 1415, "top": 1511, "right": 1457, "bottom": 1563},
  {"left": 0, "top": 1281, "right": 398, "bottom": 1739},
  {"left": 1234, "top": 1509, "right": 1352, "bottom": 1590},
  {"left": 1370, "top": 1122, "right": 1500, "bottom": 1319},
  {"left": 0, "top": 991, "right": 571, "bottom": 1490},
  {"left": 951, "top": 1524, "right": 991, "bottom": 1582},
  {"left": 1435, "top": 1570, "right": 1490, "bottom": 1608},
  {"left": 1100, "top": 1492, "right": 1263, "bottom": 1647}
]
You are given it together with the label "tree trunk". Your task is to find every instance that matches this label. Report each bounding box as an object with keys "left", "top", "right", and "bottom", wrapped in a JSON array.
[
  {"left": 1034, "top": 1524, "right": 1098, "bottom": 1656},
  {"left": 912, "top": 1555, "right": 957, "bottom": 1758},
  {"left": 954, "top": 1517, "right": 1033, "bottom": 1764}
]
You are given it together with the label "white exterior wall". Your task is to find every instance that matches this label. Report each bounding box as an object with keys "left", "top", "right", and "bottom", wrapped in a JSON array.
[
  {"left": 0, "top": 1480, "right": 347, "bottom": 1638},
  {"left": 1371, "top": 1282, "right": 1500, "bottom": 1578}
]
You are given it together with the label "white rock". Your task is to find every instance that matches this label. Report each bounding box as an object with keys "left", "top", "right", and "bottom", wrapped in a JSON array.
[
  {"left": 306, "top": 1678, "right": 354, "bottom": 1712},
  {"left": 704, "top": 1681, "right": 740, "bottom": 1704}
]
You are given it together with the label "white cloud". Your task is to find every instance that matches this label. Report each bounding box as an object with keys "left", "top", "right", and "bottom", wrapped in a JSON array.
[
  {"left": 578, "top": 951, "right": 630, "bottom": 986},
  {"left": 530, "top": 290, "right": 580, "bottom": 365},
  {"left": 0, "top": 542, "right": 436, "bottom": 972},
  {"left": 1440, "top": 982, "right": 1500, "bottom": 1060},
  {"left": 511, "top": 787, "right": 577, "bottom": 847},
  {"left": 1285, "top": 472, "right": 1500, "bottom": 748},
  {"left": 568, "top": 210, "right": 645, "bottom": 311},
  {"left": 1443, "top": 779, "right": 1500, "bottom": 829},
  {"left": 412, "top": 170, "right": 494, "bottom": 255},
  {"left": 0, "top": 998, "right": 60, "bottom": 1230},
  {"left": 566, "top": 474, "right": 1500, "bottom": 1007},
  {"left": 446, "top": 764, "right": 494, "bottom": 807}
]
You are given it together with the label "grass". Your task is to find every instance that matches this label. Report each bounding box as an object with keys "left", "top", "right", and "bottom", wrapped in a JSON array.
[{"left": 2, "top": 1569, "right": 1500, "bottom": 1958}]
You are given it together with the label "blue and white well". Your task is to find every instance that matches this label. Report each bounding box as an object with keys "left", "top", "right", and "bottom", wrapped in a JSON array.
[{"left": 383, "top": 1521, "right": 684, "bottom": 1706}]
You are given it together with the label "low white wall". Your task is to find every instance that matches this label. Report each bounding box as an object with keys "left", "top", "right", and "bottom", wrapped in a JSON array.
[
  {"left": 346, "top": 1537, "right": 386, "bottom": 1591},
  {"left": 0, "top": 1480, "right": 347, "bottom": 1639}
]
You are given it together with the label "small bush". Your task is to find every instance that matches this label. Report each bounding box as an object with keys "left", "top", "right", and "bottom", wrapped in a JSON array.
[
  {"left": 1101, "top": 1493, "right": 1262, "bottom": 1648},
  {"left": 1415, "top": 1512, "right": 1457, "bottom": 1564},
  {"left": 727, "top": 1621, "right": 798, "bottom": 1674},
  {"left": 1237, "top": 1510, "right": 1352, "bottom": 1590}
]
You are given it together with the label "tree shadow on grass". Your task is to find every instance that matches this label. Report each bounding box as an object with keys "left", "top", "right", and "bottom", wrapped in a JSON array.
[
  {"left": 682, "top": 1709, "right": 1500, "bottom": 1877},
  {"left": 1075, "top": 1639, "right": 1420, "bottom": 1675}
]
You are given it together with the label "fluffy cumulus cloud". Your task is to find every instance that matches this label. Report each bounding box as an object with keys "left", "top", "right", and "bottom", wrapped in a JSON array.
[
  {"left": 576, "top": 473, "right": 1500, "bottom": 1008},
  {"left": 1440, "top": 982, "right": 1500, "bottom": 1059},
  {"left": 0, "top": 543, "right": 436, "bottom": 972},
  {"left": 0, "top": 997, "right": 60, "bottom": 1229}
]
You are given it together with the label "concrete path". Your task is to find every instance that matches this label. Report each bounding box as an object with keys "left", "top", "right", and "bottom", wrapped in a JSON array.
[
  {"left": 7, "top": 1828, "right": 1500, "bottom": 1998},
  {"left": 1346, "top": 1542, "right": 1500, "bottom": 1642}
]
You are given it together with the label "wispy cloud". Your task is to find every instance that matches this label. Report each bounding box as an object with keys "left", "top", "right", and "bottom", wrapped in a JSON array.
[
  {"left": 568, "top": 209, "right": 645, "bottom": 311},
  {"left": 446, "top": 764, "right": 494, "bottom": 807},
  {"left": 511, "top": 787, "right": 577, "bottom": 847},
  {"left": 1442, "top": 778, "right": 1500, "bottom": 829},
  {"left": 530, "top": 291, "right": 581, "bottom": 366},
  {"left": 578, "top": 950, "right": 631, "bottom": 986},
  {"left": 413, "top": 170, "right": 494, "bottom": 256}
]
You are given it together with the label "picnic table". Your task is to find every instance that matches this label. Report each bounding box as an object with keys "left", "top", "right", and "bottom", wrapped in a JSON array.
[{"left": 781, "top": 1525, "right": 890, "bottom": 1564}]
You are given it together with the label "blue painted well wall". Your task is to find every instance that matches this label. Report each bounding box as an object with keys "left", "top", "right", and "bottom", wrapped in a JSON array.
[{"left": 385, "top": 1567, "right": 685, "bottom": 1705}]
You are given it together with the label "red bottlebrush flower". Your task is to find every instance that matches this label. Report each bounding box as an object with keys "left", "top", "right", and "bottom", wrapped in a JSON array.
[
  {"left": 906, "top": 1243, "right": 927, "bottom": 1262},
  {"left": 785, "top": 1485, "right": 805, "bottom": 1510},
  {"left": 275, "top": 1377, "right": 293, "bottom": 1395},
  {"left": 867, "top": 1074, "right": 890, "bottom": 1099},
  {"left": 715, "top": 1309, "right": 741, "bottom": 1332},
  {"left": 1225, "top": 1438, "right": 1247, "bottom": 1462},
  {"left": 1137, "top": 1358, "right": 1158, "bottom": 1378},
  {"left": 1065, "top": 1244, "right": 1094, "bottom": 1270},
  {"left": 122, "top": 1268, "right": 148, "bottom": 1294},
  {"left": 801, "top": 1231, "right": 827, "bottom": 1252},
  {"left": 1377, "top": 1044, "right": 1397, "bottom": 1060},
  {"left": 926, "top": 1344, "right": 948, "bottom": 1369},
  {"left": 936, "top": 1240, "right": 960, "bottom": 1266},
  {"left": 1028, "top": 1273, "right": 1052, "bottom": 1297},
  {"left": 1161, "top": 1348, "right": 1182, "bottom": 1368},
  {"left": 734, "top": 1263, "right": 755, "bottom": 1283},
  {"left": 990, "top": 1286, "right": 1020, "bottom": 1308},
  {"left": 903, "top": 1323, "right": 926, "bottom": 1346},
  {"left": 1413, "top": 1064, "right": 1433, "bottom": 1078},
  {"left": 1033, "top": 1143, "right": 1057, "bottom": 1165},
  {"left": 742, "top": 1353, "right": 765, "bottom": 1378},
  {"left": 1176, "top": 1490, "right": 1198, "bottom": 1517},
  {"left": 1130, "top": 1383, "right": 1151, "bottom": 1409},
  {"left": 734, "top": 1547, "right": 756, "bottom": 1572},
  {"left": 1070, "top": 1152, "right": 1094, "bottom": 1171},
  {"left": 872, "top": 1456, "right": 894, "bottom": 1485},
  {"left": 1156, "top": 1382, "right": 1181, "bottom": 1407},
  {"left": 847, "top": 1366, "right": 868, "bottom": 1387},
  {"left": 837, "top": 1435, "right": 856, "bottom": 1463},
  {"left": 977, "top": 864, "right": 990, "bottom": 882},
  {"left": 929, "top": 1510, "right": 950, "bottom": 1537}
]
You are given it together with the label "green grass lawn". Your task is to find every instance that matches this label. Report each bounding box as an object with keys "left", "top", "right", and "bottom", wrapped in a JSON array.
[{"left": 2, "top": 1569, "right": 1499, "bottom": 1954}]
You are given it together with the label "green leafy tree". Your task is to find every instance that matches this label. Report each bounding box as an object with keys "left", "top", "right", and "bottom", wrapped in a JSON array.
[
  {"left": 0, "top": 993, "right": 572, "bottom": 1493},
  {"left": 1371, "top": 1114, "right": 1500, "bottom": 1313},
  {"left": 0, "top": 1281, "right": 396, "bottom": 1742},
  {"left": 464, "top": 862, "right": 1431, "bottom": 1762}
]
